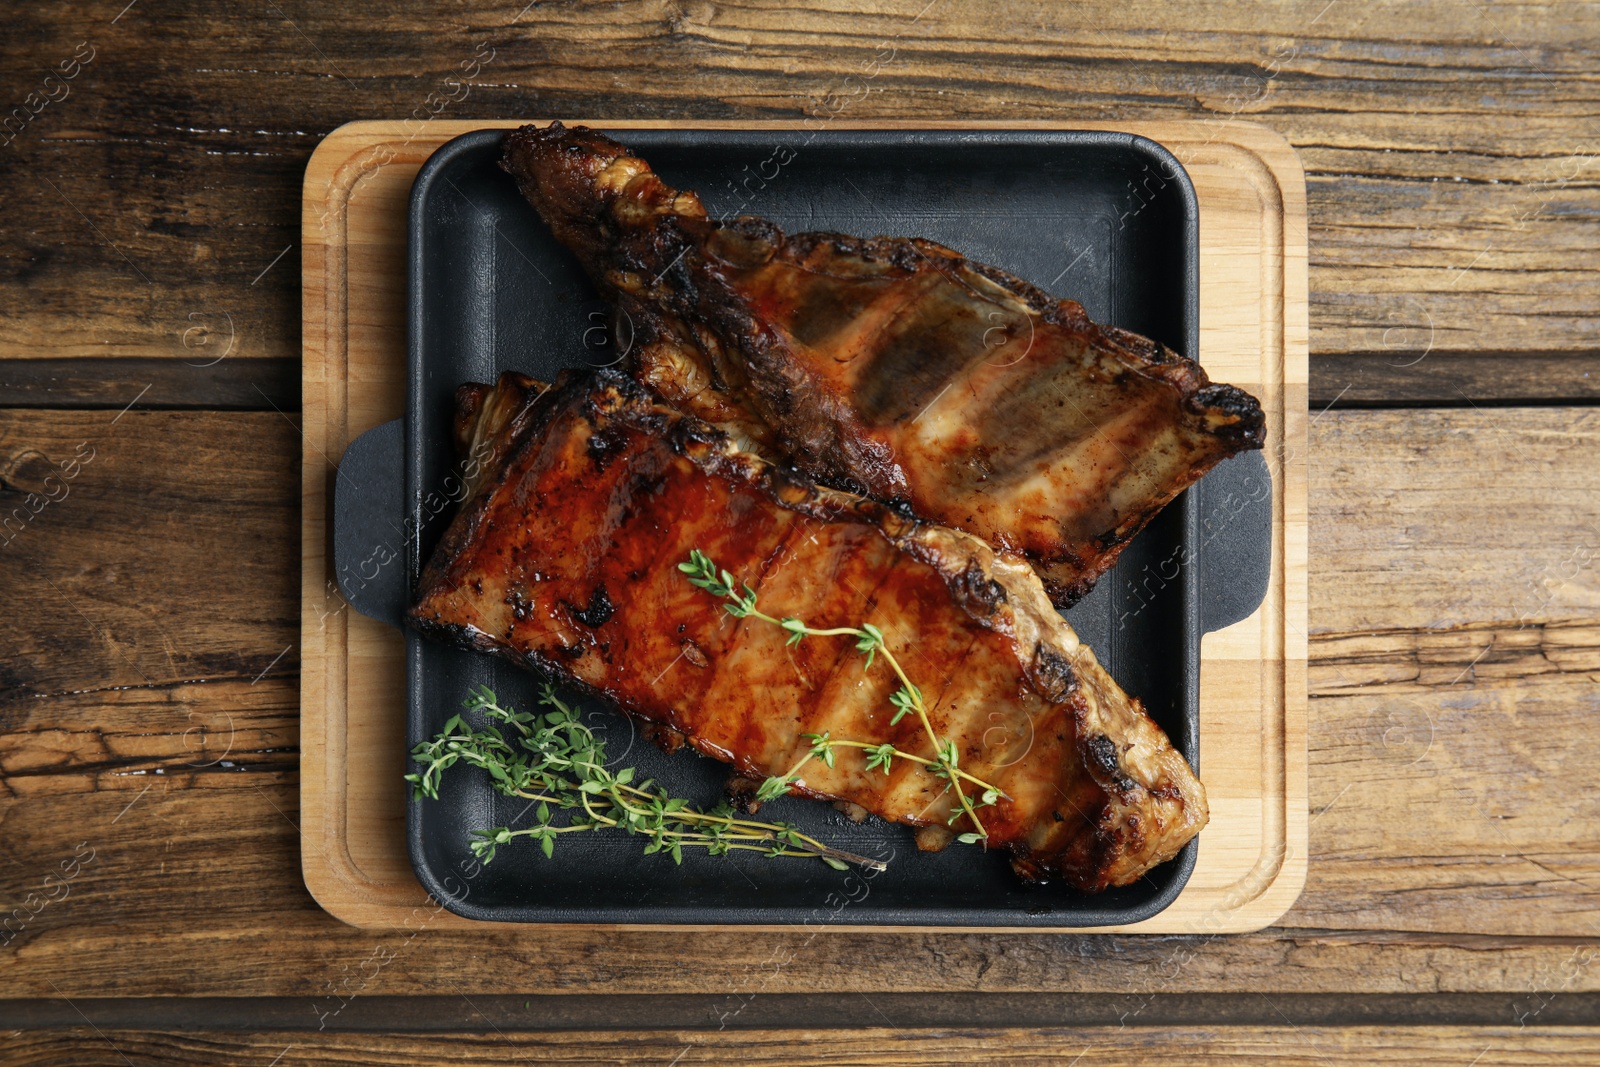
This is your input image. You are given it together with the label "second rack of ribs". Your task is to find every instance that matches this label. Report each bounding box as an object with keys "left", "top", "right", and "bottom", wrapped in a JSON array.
[{"left": 502, "top": 122, "right": 1266, "bottom": 606}]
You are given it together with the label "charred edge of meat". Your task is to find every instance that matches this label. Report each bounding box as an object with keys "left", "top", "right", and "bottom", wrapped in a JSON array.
[
  {"left": 409, "top": 614, "right": 502, "bottom": 657},
  {"left": 1031, "top": 521, "right": 1156, "bottom": 607},
  {"left": 451, "top": 382, "right": 490, "bottom": 458},
  {"left": 1032, "top": 646, "right": 1082, "bottom": 704},
  {"left": 500, "top": 122, "right": 641, "bottom": 259},
  {"left": 1041, "top": 572, "right": 1097, "bottom": 609},
  {"left": 640, "top": 235, "right": 907, "bottom": 501},
  {"left": 949, "top": 557, "right": 1009, "bottom": 618},
  {"left": 641, "top": 720, "right": 690, "bottom": 756},
  {"left": 1084, "top": 732, "right": 1140, "bottom": 797},
  {"left": 713, "top": 216, "right": 782, "bottom": 267},
  {"left": 414, "top": 373, "right": 564, "bottom": 599},
  {"left": 1190, "top": 383, "right": 1268, "bottom": 449},
  {"left": 724, "top": 775, "right": 766, "bottom": 815}
]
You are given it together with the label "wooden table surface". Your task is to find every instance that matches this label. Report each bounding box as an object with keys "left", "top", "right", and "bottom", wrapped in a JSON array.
[{"left": 1, "top": 2, "right": 1596, "bottom": 1064}]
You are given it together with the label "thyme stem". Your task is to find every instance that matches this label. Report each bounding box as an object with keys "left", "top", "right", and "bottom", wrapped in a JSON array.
[
  {"left": 408, "top": 684, "right": 886, "bottom": 872},
  {"left": 825, "top": 738, "right": 998, "bottom": 793}
]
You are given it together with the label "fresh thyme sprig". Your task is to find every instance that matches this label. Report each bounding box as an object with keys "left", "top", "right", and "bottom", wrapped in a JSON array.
[
  {"left": 407, "top": 684, "right": 887, "bottom": 872},
  {"left": 678, "top": 549, "right": 1006, "bottom": 845}
]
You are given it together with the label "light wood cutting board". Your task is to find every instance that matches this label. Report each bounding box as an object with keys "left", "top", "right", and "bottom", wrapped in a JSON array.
[{"left": 300, "top": 119, "right": 1308, "bottom": 933}]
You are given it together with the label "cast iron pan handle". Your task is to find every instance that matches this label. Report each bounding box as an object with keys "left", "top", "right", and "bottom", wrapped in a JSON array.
[
  {"left": 1193, "top": 450, "right": 1274, "bottom": 634},
  {"left": 333, "top": 418, "right": 409, "bottom": 629}
]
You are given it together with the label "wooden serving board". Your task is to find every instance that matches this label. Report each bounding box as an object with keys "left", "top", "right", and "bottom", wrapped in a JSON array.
[{"left": 301, "top": 119, "right": 1308, "bottom": 933}]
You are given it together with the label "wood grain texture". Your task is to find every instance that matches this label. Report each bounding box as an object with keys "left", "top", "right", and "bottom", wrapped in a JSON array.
[
  {"left": 295, "top": 118, "right": 1308, "bottom": 933},
  {"left": 0, "top": 357, "right": 300, "bottom": 410},
  {"left": 2, "top": 1026, "right": 1598, "bottom": 1066},
  {"left": 1310, "top": 408, "right": 1600, "bottom": 635},
  {"left": 8, "top": 991, "right": 1600, "bottom": 1030},
  {"left": 0, "top": 680, "right": 296, "bottom": 799},
  {"left": 0, "top": 410, "right": 300, "bottom": 699},
  {"left": 2, "top": 0, "right": 1599, "bottom": 1013},
  {"left": 1310, "top": 352, "right": 1600, "bottom": 409},
  {"left": 0, "top": 0, "right": 1596, "bottom": 383},
  {"left": 1293, "top": 407, "right": 1600, "bottom": 936},
  {"left": 1300, "top": 630, "right": 1600, "bottom": 936}
]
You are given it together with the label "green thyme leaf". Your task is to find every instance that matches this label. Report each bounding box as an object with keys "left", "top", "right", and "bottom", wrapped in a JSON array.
[
  {"left": 755, "top": 775, "right": 791, "bottom": 803},
  {"left": 804, "top": 731, "right": 836, "bottom": 769},
  {"left": 863, "top": 742, "right": 896, "bottom": 774},
  {"left": 780, "top": 617, "right": 807, "bottom": 646},
  {"left": 854, "top": 623, "right": 885, "bottom": 667}
]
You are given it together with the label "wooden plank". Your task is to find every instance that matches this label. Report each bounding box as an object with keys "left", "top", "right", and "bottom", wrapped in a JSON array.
[
  {"left": 9, "top": 347, "right": 1598, "bottom": 415},
  {"left": 2, "top": 1, "right": 1598, "bottom": 381},
  {"left": 3, "top": 1026, "right": 1600, "bottom": 1065},
  {"left": 1311, "top": 352, "right": 1600, "bottom": 409},
  {"left": 1288, "top": 410, "right": 1600, "bottom": 936},
  {"left": 1286, "top": 407, "right": 1600, "bottom": 935},
  {"left": 0, "top": 680, "right": 296, "bottom": 799},
  {"left": 296, "top": 118, "right": 1308, "bottom": 933},
  {"left": 0, "top": 357, "right": 299, "bottom": 411},
  {"left": 1296, "top": 626, "right": 1600, "bottom": 936},
  {"left": 7, "top": 991, "right": 1600, "bottom": 1030}
]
